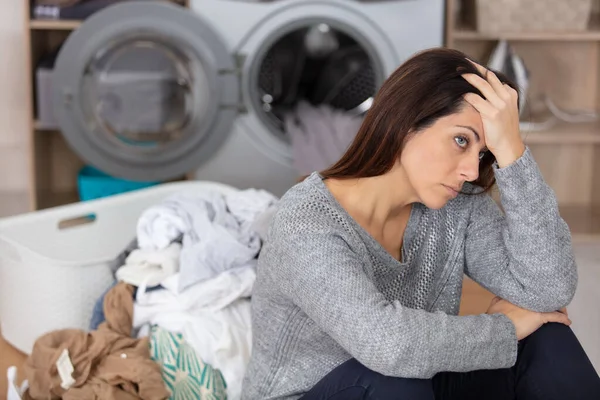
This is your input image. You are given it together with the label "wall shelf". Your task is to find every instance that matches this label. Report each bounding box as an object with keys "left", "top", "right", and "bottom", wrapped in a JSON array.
[
  {"left": 453, "top": 6, "right": 600, "bottom": 42},
  {"left": 446, "top": 0, "right": 600, "bottom": 243},
  {"left": 521, "top": 120, "right": 600, "bottom": 144},
  {"left": 454, "top": 21, "right": 600, "bottom": 42},
  {"left": 34, "top": 120, "right": 58, "bottom": 131},
  {"left": 29, "top": 19, "right": 81, "bottom": 31}
]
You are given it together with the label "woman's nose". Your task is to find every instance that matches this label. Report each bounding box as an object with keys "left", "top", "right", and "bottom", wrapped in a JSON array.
[{"left": 459, "top": 155, "right": 480, "bottom": 182}]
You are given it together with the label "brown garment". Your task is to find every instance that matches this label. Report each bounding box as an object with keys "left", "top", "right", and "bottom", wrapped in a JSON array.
[{"left": 23, "top": 283, "right": 169, "bottom": 400}]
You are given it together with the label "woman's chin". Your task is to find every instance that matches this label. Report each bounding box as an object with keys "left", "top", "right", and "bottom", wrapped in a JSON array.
[{"left": 421, "top": 195, "right": 450, "bottom": 210}]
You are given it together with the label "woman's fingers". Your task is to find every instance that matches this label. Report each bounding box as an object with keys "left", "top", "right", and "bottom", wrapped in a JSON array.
[
  {"left": 488, "top": 296, "right": 502, "bottom": 308},
  {"left": 463, "top": 92, "right": 496, "bottom": 116},
  {"left": 486, "top": 71, "right": 511, "bottom": 100},
  {"left": 469, "top": 59, "right": 507, "bottom": 94},
  {"left": 542, "top": 311, "right": 572, "bottom": 326},
  {"left": 462, "top": 73, "right": 505, "bottom": 107},
  {"left": 467, "top": 58, "right": 487, "bottom": 75},
  {"left": 558, "top": 307, "right": 569, "bottom": 317},
  {"left": 464, "top": 59, "right": 512, "bottom": 103}
]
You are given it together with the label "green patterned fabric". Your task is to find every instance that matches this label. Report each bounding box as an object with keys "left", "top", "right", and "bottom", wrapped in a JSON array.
[{"left": 149, "top": 325, "right": 228, "bottom": 400}]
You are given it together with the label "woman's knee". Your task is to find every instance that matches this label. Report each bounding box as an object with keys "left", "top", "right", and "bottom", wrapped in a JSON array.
[
  {"left": 520, "top": 323, "right": 585, "bottom": 365},
  {"left": 516, "top": 323, "right": 600, "bottom": 399},
  {"left": 303, "top": 359, "right": 434, "bottom": 400},
  {"left": 350, "top": 360, "right": 435, "bottom": 400},
  {"left": 522, "top": 322, "right": 579, "bottom": 355}
]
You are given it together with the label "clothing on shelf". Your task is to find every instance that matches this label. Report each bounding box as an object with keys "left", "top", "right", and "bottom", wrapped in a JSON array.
[
  {"left": 32, "top": 0, "right": 127, "bottom": 20},
  {"left": 150, "top": 325, "right": 228, "bottom": 400},
  {"left": 134, "top": 267, "right": 256, "bottom": 400},
  {"left": 136, "top": 188, "right": 276, "bottom": 292},
  {"left": 284, "top": 100, "right": 363, "bottom": 176},
  {"left": 22, "top": 282, "right": 169, "bottom": 400},
  {"left": 34, "top": 0, "right": 82, "bottom": 7},
  {"left": 116, "top": 242, "right": 182, "bottom": 288}
]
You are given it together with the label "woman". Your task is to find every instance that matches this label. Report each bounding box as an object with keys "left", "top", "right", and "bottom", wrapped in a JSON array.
[{"left": 241, "top": 48, "right": 600, "bottom": 399}]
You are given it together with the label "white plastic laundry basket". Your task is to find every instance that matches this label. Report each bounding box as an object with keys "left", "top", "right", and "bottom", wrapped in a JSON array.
[{"left": 0, "top": 181, "right": 238, "bottom": 354}]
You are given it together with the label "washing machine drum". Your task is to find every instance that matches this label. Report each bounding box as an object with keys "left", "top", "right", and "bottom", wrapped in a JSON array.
[
  {"left": 311, "top": 46, "right": 376, "bottom": 111},
  {"left": 258, "top": 27, "right": 377, "bottom": 116},
  {"left": 50, "top": 2, "right": 240, "bottom": 182}
]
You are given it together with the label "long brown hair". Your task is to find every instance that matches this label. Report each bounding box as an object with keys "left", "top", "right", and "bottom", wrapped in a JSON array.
[{"left": 320, "top": 48, "right": 519, "bottom": 194}]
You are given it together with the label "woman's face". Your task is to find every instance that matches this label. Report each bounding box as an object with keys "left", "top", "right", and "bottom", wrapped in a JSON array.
[{"left": 399, "top": 104, "right": 487, "bottom": 209}]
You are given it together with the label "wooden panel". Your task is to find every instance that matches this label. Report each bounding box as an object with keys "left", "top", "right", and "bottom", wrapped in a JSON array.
[
  {"left": 521, "top": 120, "right": 600, "bottom": 144},
  {"left": 529, "top": 144, "right": 595, "bottom": 206},
  {"left": 597, "top": 41, "right": 600, "bottom": 110},
  {"left": 0, "top": 0, "right": 31, "bottom": 204},
  {"left": 560, "top": 204, "right": 600, "bottom": 241},
  {"left": 0, "top": 191, "right": 30, "bottom": 218},
  {"left": 33, "top": 131, "right": 83, "bottom": 209},
  {"left": 49, "top": 132, "right": 84, "bottom": 192},
  {"left": 513, "top": 42, "right": 598, "bottom": 111},
  {"left": 455, "top": 40, "right": 599, "bottom": 113},
  {"left": 30, "top": 19, "right": 81, "bottom": 30},
  {"left": 593, "top": 145, "right": 600, "bottom": 207},
  {"left": 38, "top": 190, "right": 80, "bottom": 210},
  {"left": 454, "top": 13, "right": 600, "bottom": 41},
  {"left": 0, "top": 146, "right": 31, "bottom": 192},
  {"left": 0, "top": 19, "right": 29, "bottom": 148},
  {"left": 451, "top": 40, "right": 497, "bottom": 64},
  {"left": 459, "top": 277, "right": 495, "bottom": 316}
]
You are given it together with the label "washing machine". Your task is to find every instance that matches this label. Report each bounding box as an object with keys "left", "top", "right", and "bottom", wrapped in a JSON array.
[{"left": 51, "top": 0, "right": 445, "bottom": 197}]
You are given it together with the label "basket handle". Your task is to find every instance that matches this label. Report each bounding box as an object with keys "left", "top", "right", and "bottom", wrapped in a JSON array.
[{"left": 57, "top": 213, "right": 97, "bottom": 230}]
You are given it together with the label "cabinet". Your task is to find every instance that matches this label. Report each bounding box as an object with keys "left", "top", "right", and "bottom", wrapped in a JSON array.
[{"left": 446, "top": 0, "right": 600, "bottom": 243}]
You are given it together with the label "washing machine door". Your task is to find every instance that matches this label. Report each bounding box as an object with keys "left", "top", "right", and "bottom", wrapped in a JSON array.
[{"left": 52, "top": 2, "right": 239, "bottom": 182}]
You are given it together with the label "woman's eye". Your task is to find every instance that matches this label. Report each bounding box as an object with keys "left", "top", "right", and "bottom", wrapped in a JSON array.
[{"left": 454, "top": 136, "right": 468, "bottom": 147}]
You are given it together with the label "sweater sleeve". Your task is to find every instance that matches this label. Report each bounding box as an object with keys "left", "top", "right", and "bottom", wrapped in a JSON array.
[
  {"left": 464, "top": 147, "right": 578, "bottom": 312},
  {"left": 268, "top": 216, "right": 518, "bottom": 379}
]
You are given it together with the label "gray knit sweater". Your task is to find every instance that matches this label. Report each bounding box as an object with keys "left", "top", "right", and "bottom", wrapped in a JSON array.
[{"left": 241, "top": 147, "right": 578, "bottom": 400}]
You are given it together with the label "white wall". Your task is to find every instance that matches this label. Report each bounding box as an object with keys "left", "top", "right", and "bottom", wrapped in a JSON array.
[{"left": 0, "top": 1, "right": 31, "bottom": 193}]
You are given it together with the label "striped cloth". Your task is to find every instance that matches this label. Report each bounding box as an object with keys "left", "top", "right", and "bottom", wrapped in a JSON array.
[{"left": 149, "top": 325, "right": 228, "bottom": 400}]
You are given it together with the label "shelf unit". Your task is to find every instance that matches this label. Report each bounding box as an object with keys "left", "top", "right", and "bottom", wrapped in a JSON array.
[
  {"left": 446, "top": 0, "right": 600, "bottom": 243},
  {"left": 29, "top": 19, "right": 81, "bottom": 30},
  {"left": 23, "top": 0, "right": 189, "bottom": 211}
]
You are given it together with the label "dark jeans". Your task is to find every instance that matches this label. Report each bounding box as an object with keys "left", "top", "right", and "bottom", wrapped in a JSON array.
[{"left": 300, "top": 323, "right": 600, "bottom": 400}]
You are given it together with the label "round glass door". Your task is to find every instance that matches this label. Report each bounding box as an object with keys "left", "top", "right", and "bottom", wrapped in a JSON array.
[
  {"left": 82, "top": 36, "right": 199, "bottom": 153},
  {"left": 53, "top": 2, "right": 238, "bottom": 181}
]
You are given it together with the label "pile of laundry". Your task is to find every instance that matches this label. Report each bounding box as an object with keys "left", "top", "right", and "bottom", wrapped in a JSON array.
[{"left": 8, "top": 187, "right": 278, "bottom": 400}]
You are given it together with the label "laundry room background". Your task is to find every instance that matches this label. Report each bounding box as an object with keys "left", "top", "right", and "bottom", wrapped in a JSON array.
[
  {"left": 0, "top": 0, "right": 598, "bottom": 239},
  {"left": 1, "top": 1, "right": 600, "bottom": 397},
  {"left": 5, "top": 0, "right": 445, "bottom": 211}
]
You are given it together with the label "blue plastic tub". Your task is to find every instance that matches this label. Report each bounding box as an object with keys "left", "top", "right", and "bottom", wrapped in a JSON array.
[{"left": 77, "top": 166, "right": 160, "bottom": 201}]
